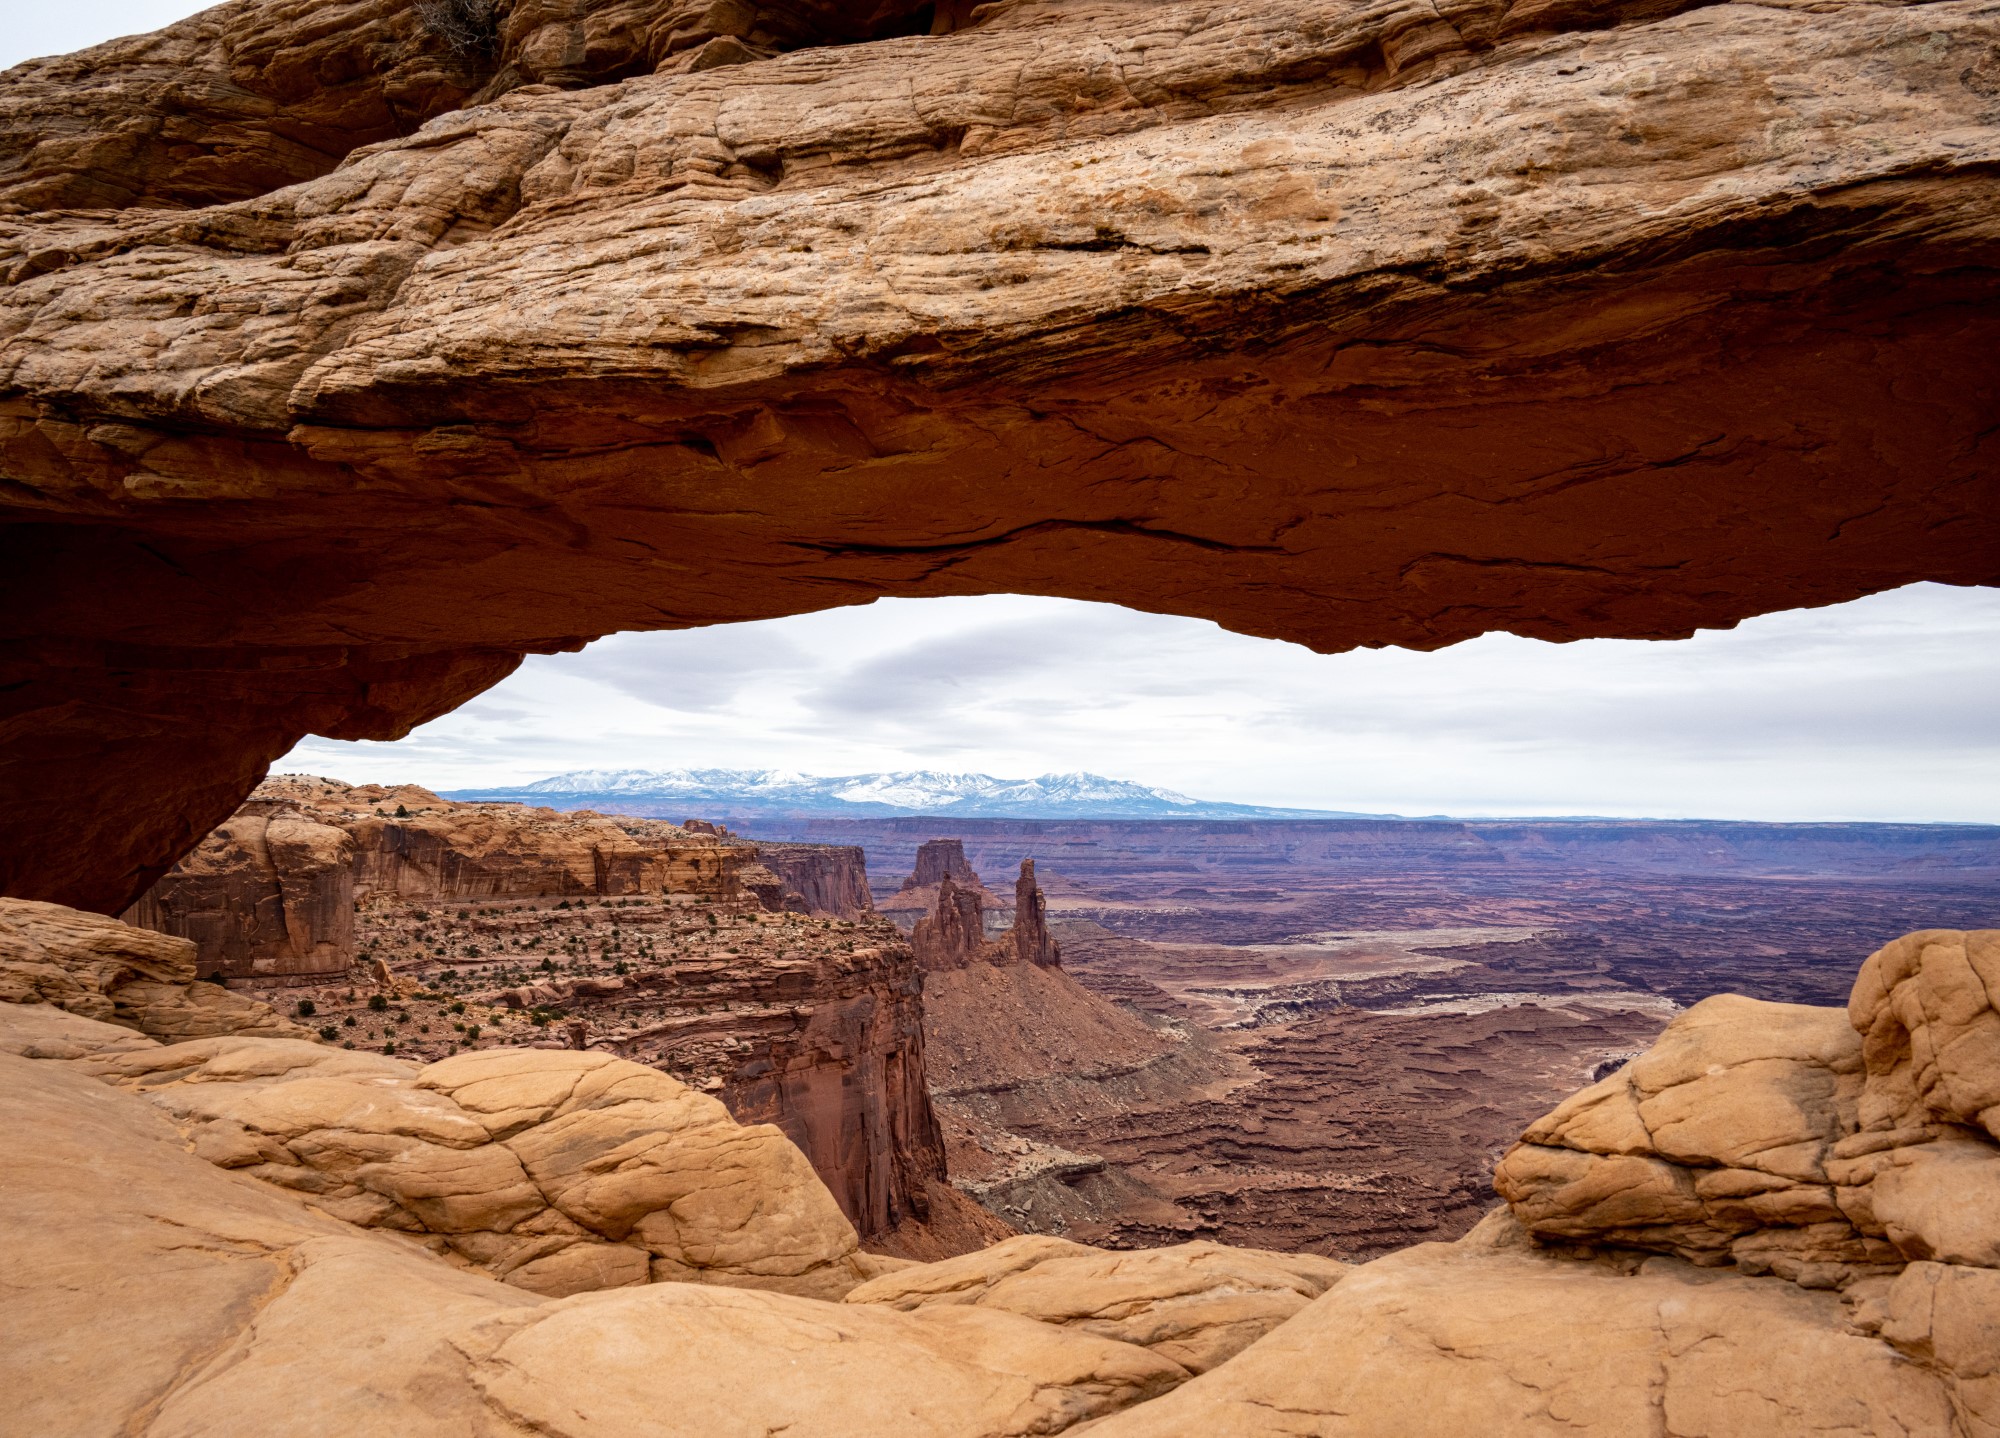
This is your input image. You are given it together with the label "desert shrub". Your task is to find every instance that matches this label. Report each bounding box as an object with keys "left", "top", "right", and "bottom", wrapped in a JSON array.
[
  {"left": 416, "top": 0, "right": 500, "bottom": 57},
  {"left": 319, "top": 1025, "right": 339, "bottom": 1041},
  {"left": 368, "top": 993, "right": 389, "bottom": 1012},
  {"left": 295, "top": 998, "right": 316, "bottom": 1017}
]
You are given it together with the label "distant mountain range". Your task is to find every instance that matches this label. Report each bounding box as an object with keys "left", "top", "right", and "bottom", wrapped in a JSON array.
[{"left": 443, "top": 768, "right": 1390, "bottom": 820}]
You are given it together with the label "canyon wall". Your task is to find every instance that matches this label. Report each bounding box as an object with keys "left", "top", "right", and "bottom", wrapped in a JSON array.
[
  {"left": 751, "top": 842, "right": 875, "bottom": 920},
  {"left": 124, "top": 778, "right": 952, "bottom": 1243},
  {"left": 4, "top": 0, "right": 1998, "bottom": 911},
  {"left": 121, "top": 799, "right": 354, "bottom": 985}
]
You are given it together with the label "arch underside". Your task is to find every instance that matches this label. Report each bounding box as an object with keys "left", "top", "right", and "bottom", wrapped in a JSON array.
[{"left": 1, "top": 0, "right": 1997, "bottom": 910}]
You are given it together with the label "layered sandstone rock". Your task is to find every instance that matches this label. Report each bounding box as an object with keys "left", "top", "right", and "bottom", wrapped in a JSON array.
[
  {"left": 122, "top": 798, "right": 354, "bottom": 983},
  {"left": 751, "top": 841, "right": 875, "bottom": 919},
  {"left": 906, "top": 840, "right": 981, "bottom": 892},
  {"left": 1011, "top": 858, "right": 1060, "bottom": 968},
  {"left": 0, "top": 1015, "right": 1185, "bottom": 1438},
  {"left": 6, "top": 912, "right": 2000, "bottom": 1434},
  {"left": 0, "top": 896, "right": 309, "bottom": 1041},
  {"left": 911, "top": 873, "right": 994, "bottom": 970},
  {"left": 123, "top": 780, "right": 956, "bottom": 1247},
  {"left": 1084, "top": 1219, "right": 1971, "bottom": 1437},
  {"left": 71, "top": 1027, "right": 883, "bottom": 1299},
  {"left": 5, "top": 0, "right": 1999, "bottom": 912},
  {"left": 1496, "top": 929, "right": 2000, "bottom": 1289},
  {"left": 847, "top": 1232, "right": 1350, "bottom": 1374},
  {"left": 0, "top": 0, "right": 935, "bottom": 212},
  {"left": 910, "top": 859, "right": 1060, "bottom": 972}
]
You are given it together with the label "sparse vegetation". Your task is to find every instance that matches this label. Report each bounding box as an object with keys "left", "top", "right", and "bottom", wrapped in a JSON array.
[{"left": 415, "top": 0, "right": 501, "bottom": 58}]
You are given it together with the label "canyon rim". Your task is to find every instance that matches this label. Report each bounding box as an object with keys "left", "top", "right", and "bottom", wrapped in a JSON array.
[{"left": 2, "top": 0, "right": 1999, "bottom": 1435}]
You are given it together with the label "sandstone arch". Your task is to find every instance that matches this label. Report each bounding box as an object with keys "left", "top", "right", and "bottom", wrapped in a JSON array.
[{"left": 3, "top": 0, "right": 1998, "bottom": 912}]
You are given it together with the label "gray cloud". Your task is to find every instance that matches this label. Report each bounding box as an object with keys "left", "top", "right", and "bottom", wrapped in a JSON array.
[{"left": 281, "top": 583, "right": 2000, "bottom": 821}]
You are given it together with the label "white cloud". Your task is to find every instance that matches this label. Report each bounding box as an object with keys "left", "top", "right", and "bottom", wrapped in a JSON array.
[{"left": 282, "top": 583, "right": 2000, "bottom": 822}]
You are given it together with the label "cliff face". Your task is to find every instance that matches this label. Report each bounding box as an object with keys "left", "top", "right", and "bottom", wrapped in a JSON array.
[
  {"left": 122, "top": 799, "right": 354, "bottom": 985},
  {"left": 123, "top": 777, "right": 952, "bottom": 1245},
  {"left": 904, "top": 840, "right": 980, "bottom": 892},
  {"left": 1011, "top": 859, "right": 1060, "bottom": 969},
  {"left": 6, "top": 0, "right": 1999, "bottom": 913},
  {"left": 751, "top": 843, "right": 875, "bottom": 920}
]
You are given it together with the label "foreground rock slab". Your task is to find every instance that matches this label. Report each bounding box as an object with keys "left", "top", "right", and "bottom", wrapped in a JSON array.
[
  {"left": 848, "top": 1232, "right": 1350, "bottom": 1374},
  {"left": 1085, "top": 1224, "right": 1963, "bottom": 1437},
  {"left": 0, "top": 1038, "right": 1183, "bottom": 1437}
]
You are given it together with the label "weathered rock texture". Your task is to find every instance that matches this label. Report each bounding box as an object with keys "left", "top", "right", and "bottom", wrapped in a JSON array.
[
  {"left": 752, "top": 841, "right": 876, "bottom": 919},
  {"left": 5, "top": 0, "right": 1998, "bottom": 912},
  {"left": 907, "top": 839, "right": 981, "bottom": 892},
  {"left": 911, "top": 859, "right": 1061, "bottom": 972},
  {"left": 847, "top": 1232, "right": 1350, "bottom": 1374},
  {"left": 5, "top": 910, "right": 1999, "bottom": 1435},
  {"left": 122, "top": 797, "right": 355, "bottom": 983},
  {"left": 85, "top": 1029, "right": 885, "bottom": 1299},
  {"left": 1497, "top": 930, "right": 2000, "bottom": 1293},
  {"left": 126, "top": 776, "right": 770, "bottom": 972},
  {"left": 126, "top": 777, "right": 959, "bottom": 1247},
  {"left": 0, "top": 895, "right": 310, "bottom": 1040},
  {"left": 0, "top": 1003, "right": 1186, "bottom": 1438},
  {"left": 0, "top": 0, "right": 936, "bottom": 212},
  {"left": 1085, "top": 1217, "right": 1977, "bottom": 1437}
]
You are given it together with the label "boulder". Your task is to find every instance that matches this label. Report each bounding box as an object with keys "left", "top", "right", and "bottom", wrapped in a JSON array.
[
  {"left": 1497, "top": 931, "right": 2000, "bottom": 1287},
  {"left": 0, "top": 897, "right": 310, "bottom": 1041},
  {"left": 847, "top": 1233, "right": 1350, "bottom": 1374},
  {"left": 1083, "top": 1226, "right": 1962, "bottom": 1437},
  {"left": 58, "top": 1020, "right": 880, "bottom": 1300},
  {"left": 0, "top": 1038, "right": 1181, "bottom": 1437}
]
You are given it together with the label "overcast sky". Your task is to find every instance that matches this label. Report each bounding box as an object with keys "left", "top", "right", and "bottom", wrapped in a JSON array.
[
  {"left": 279, "top": 584, "right": 2000, "bottom": 822},
  {"left": 1, "top": 2, "right": 210, "bottom": 68},
  {"left": 20, "top": 7, "right": 1999, "bottom": 824}
]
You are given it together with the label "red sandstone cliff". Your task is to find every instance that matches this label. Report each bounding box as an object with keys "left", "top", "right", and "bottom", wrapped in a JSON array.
[
  {"left": 121, "top": 799, "right": 354, "bottom": 985},
  {"left": 126, "top": 777, "right": 960, "bottom": 1246},
  {"left": 751, "top": 843, "right": 875, "bottom": 920},
  {"left": 904, "top": 839, "right": 981, "bottom": 892}
]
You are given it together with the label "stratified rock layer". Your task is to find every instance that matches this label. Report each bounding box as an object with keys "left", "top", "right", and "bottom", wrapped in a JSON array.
[
  {"left": 0, "top": 1009, "right": 1187, "bottom": 1438},
  {"left": 0, "top": 896, "right": 311, "bottom": 1040},
  {"left": 3, "top": 912, "right": 1998, "bottom": 1435},
  {"left": 124, "top": 777, "right": 955, "bottom": 1247},
  {"left": 122, "top": 797, "right": 355, "bottom": 983},
  {"left": 3, "top": 0, "right": 1998, "bottom": 910},
  {"left": 1496, "top": 930, "right": 2000, "bottom": 1295}
]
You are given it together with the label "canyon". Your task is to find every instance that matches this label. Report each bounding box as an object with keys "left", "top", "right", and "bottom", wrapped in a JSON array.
[
  {"left": 121, "top": 776, "right": 988, "bottom": 1253},
  {"left": 4, "top": 0, "right": 1999, "bottom": 1431},
  {"left": 718, "top": 816, "right": 2000, "bottom": 1256},
  {"left": 4, "top": 893, "right": 1997, "bottom": 1434}
]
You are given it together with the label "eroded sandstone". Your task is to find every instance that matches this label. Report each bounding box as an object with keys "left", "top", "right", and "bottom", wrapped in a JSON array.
[
  {"left": 1496, "top": 930, "right": 2000, "bottom": 1297},
  {"left": 4, "top": 0, "right": 1998, "bottom": 910},
  {"left": 122, "top": 777, "right": 958, "bottom": 1246},
  {"left": 0, "top": 895, "right": 311, "bottom": 1040}
]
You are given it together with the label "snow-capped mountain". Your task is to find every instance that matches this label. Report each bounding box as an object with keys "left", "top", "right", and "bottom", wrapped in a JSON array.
[{"left": 447, "top": 768, "right": 1380, "bottom": 820}]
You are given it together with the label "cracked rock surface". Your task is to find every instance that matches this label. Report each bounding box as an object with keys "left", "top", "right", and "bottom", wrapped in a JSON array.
[
  {"left": 0, "top": 1014, "right": 1187, "bottom": 1437},
  {"left": 4, "top": 0, "right": 1999, "bottom": 911},
  {"left": 3, "top": 911, "right": 1998, "bottom": 1434}
]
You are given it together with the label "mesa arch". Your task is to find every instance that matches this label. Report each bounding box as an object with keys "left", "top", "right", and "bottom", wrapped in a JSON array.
[{"left": 2, "top": 0, "right": 1997, "bottom": 914}]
